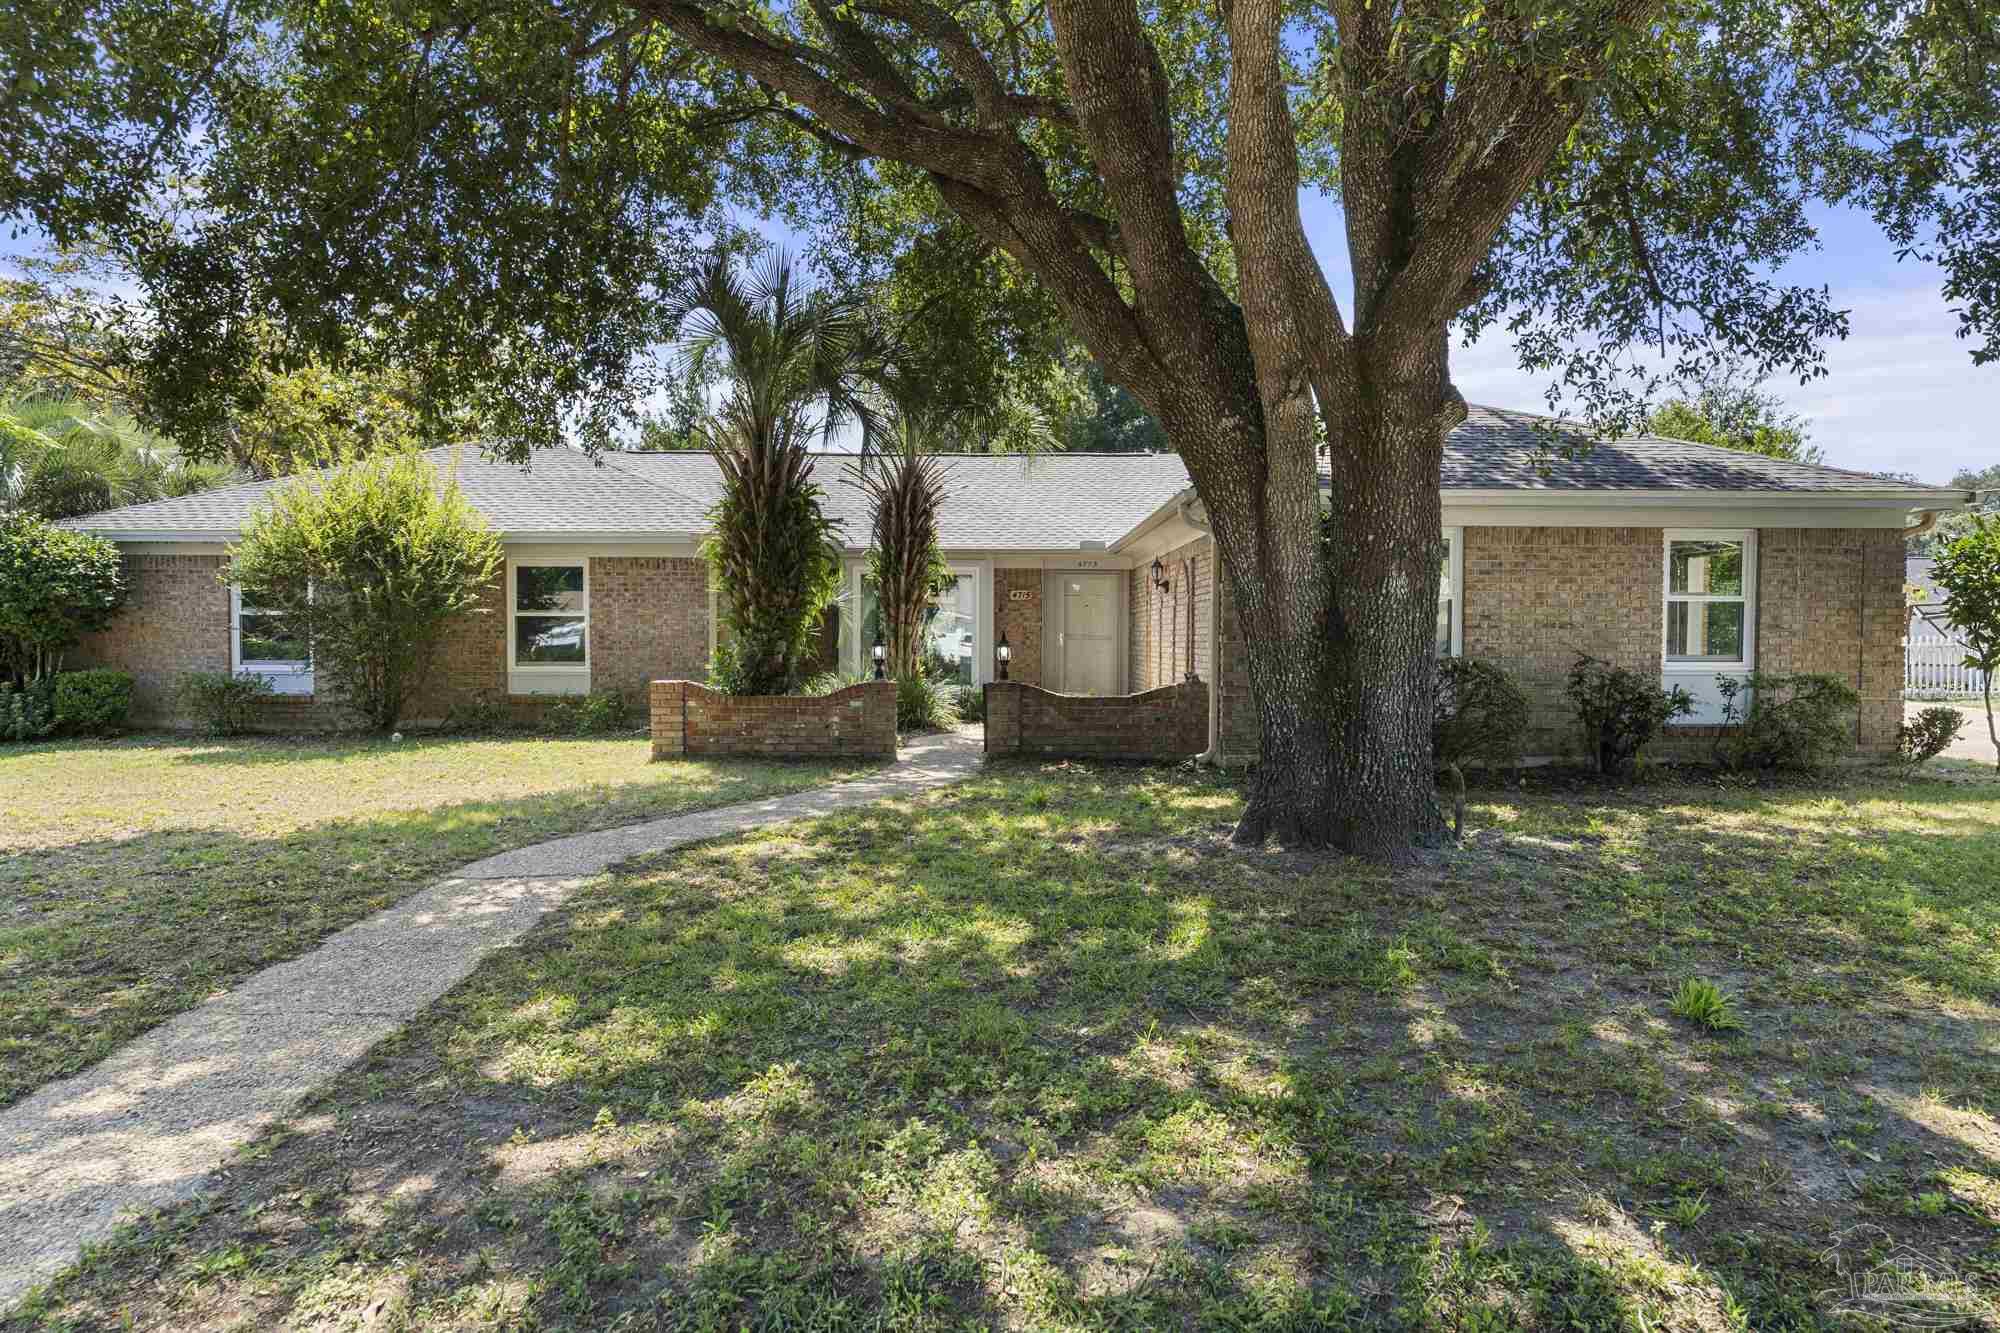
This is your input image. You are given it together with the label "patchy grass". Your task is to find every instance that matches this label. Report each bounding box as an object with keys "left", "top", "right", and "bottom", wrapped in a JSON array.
[
  {"left": 0, "top": 734, "right": 875, "bottom": 1106},
  {"left": 11, "top": 761, "right": 2000, "bottom": 1330}
]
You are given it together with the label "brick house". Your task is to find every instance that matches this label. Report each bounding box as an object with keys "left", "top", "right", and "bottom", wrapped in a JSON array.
[{"left": 64, "top": 405, "right": 1974, "bottom": 760}]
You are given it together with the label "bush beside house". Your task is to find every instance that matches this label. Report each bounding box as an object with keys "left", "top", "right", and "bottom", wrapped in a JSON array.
[{"left": 227, "top": 452, "right": 503, "bottom": 732}]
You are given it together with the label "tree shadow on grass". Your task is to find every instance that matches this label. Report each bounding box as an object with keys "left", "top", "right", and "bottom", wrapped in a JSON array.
[
  {"left": 9, "top": 764, "right": 2000, "bottom": 1329},
  {"left": 0, "top": 757, "right": 873, "bottom": 1109}
]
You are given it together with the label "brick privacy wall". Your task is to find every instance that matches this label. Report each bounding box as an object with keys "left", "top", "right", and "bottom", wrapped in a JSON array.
[
  {"left": 590, "top": 557, "right": 710, "bottom": 706},
  {"left": 72, "top": 554, "right": 231, "bottom": 722},
  {"left": 651, "top": 679, "right": 896, "bottom": 759},
  {"left": 1757, "top": 527, "right": 1906, "bottom": 754},
  {"left": 1461, "top": 526, "right": 1665, "bottom": 759},
  {"left": 1129, "top": 537, "right": 1212, "bottom": 693},
  {"left": 994, "top": 568, "right": 1044, "bottom": 686},
  {"left": 983, "top": 680, "right": 1207, "bottom": 761}
]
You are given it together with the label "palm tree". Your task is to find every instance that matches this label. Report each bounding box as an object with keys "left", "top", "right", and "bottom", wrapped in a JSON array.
[
  {"left": 1, "top": 396, "right": 234, "bottom": 519},
  {"left": 665, "top": 251, "right": 877, "bottom": 694},
  {"left": 846, "top": 410, "right": 954, "bottom": 683}
]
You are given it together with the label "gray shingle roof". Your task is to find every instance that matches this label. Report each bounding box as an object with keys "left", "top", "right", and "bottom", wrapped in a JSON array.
[
  {"left": 62, "top": 404, "right": 1966, "bottom": 545},
  {"left": 1442, "top": 404, "right": 1956, "bottom": 493},
  {"left": 610, "top": 449, "right": 1196, "bottom": 549}
]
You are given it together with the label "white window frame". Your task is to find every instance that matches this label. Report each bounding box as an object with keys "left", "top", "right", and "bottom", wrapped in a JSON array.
[
  {"left": 841, "top": 559, "right": 991, "bottom": 684},
  {"left": 1662, "top": 529, "right": 1756, "bottom": 671},
  {"left": 508, "top": 557, "right": 590, "bottom": 687},
  {"left": 1439, "top": 526, "right": 1464, "bottom": 658},
  {"left": 231, "top": 586, "right": 314, "bottom": 695}
]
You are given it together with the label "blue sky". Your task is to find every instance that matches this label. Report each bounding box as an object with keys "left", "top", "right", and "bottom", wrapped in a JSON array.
[{"left": 1293, "top": 191, "right": 1997, "bottom": 486}]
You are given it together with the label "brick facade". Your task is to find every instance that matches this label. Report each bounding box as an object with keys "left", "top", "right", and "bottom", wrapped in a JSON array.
[
  {"left": 590, "top": 557, "right": 710, "bottom": 706},
  {"left": 1756, "top": 528, "right": 1906, "bottom": 753},
  {"left": 1210, "top": 522, "right": 1909, "bottom": 763},
  {"left": 73, "top": 554, "right": 231, "bottom": 723},
  {"left": 984, "top": 680, "right": 1207, "bottom": 761},
  {"left": 1460, "top": 526, "right": 1664, "bottom": 759},
  {"left": 994, "top": 567, "right": 1044, "bottom": 687},
  {"left": 650, "top": 679, "right": 896, "bottom": 759},
  {"left": 1129, "top": 537, "right": 1211, "bottom": 693}
]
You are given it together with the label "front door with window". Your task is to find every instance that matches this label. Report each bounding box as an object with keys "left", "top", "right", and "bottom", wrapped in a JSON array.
[{"left": 1058, "top": 574, "right": 1119, "bottom": 695}]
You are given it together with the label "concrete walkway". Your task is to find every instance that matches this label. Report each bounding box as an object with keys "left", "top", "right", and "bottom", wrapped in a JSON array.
[{"left": 0, "top": 730, "right": 982, "bottom": 1311}]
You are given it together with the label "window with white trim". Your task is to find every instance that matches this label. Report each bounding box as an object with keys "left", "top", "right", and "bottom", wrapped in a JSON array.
[
  {"left": 511, "top": 562, "right": 588, "bottom": 667},
  {"left": 1437, "top": 527, "right": 1463, "bottom": 657},
  {"left": 232, "top": 587, "right": 313, "bottom": 694},
  {"left": 1664, "top": 533, "right": 1752, "bottom": 666}
]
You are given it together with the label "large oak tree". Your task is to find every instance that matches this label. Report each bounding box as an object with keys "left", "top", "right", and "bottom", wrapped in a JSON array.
[{"left": 5, "top": 0, "right": 1995, "bottom": 854}]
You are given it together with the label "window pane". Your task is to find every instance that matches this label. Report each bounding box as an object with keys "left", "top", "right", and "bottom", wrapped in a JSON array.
[
  {"left": 1668, "top": 540, "right": 1744, "bottom": 596},
  {"left": 240, "top": 613, "right": 307, "bottom": 664},
  {"left": 1666, "top": 599, "right": 1745, "bottom": 661},
  {"left": 517, "top": 565, "right": 584, "bottom": 612},
  {"left": 924, "top": 575, "right": 975, "bottom": 685},
  {"left": 516, "top": 614, "right": 586, "bottom": 663},
  {"left": 1436, "top": 537, "right": 1454, "bottom": 656}
]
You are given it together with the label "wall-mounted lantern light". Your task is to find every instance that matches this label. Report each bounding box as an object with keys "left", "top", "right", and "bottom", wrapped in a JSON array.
[
  {"left": 996, "top": 631, "right": 1012, "bottom": 681},
  {"left": 872, "top": 632, "right": 886, "bottom": 680},
  {"left": 1151, "top": 557, "right": 1170, "bottom": 592}
]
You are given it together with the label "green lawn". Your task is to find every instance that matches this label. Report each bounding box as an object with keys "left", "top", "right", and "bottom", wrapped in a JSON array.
[
  {"left": 0, "top": 734, "right": 874, "bottom": 1107},
  {"left": 11, "top": 760, "right": 2000, "bottom": 1331}
]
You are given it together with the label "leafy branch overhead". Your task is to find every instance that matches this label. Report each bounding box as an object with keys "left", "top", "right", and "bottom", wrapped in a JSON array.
[
  {"left": 7, "top": 0, "right": 1994, "bottom": 451},
  {"left": 9, "top": 0, "right": 1994, "bottom": 853}
]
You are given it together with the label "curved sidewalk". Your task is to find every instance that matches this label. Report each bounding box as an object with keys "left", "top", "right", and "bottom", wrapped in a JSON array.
[{"left": 0, "top": 729, "right": 982, "bottom": 1311}]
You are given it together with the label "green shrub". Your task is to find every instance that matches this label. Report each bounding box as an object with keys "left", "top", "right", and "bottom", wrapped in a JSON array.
[
  {"left": 228, "top": 452, "right": 503, "bottom": 731},
  {"left": 2, "top": 679, "right": 57, "bottom": 742},
  {"left": 174, "top": 671, "right": 274, "bottom": 736},
  {"left": 897, "top": 673, "right": 960, "bottom": 733},
  {"left": 543, "top": 689, "right": 630, "bottom": 735},
  {"left": 954, "top": 683, "right": 986, "bottom": 723},
  {"left": 0, "top": 513, "right": 127, "bottom": 684},
  {"left": 54, "top": 669, "right": 133, "bottom": 735},
  {"left": 1712, "top": 672, "right": 1858, "bottom": 774},
  {"left": 1565, "top": 655, "right": 1695, "bottom": 776},
  {"left": 801, "top": 669, "right": 870, "bottom": 697},
  {"left": 1668, "top": 978, "right": 1743, "bottom": 1031},
  {"left": 1433, "top": 657, "right": 1529, "bottom": 772},
  {"left": 1898, "top": 705, "right": 1968, "bottom": 766},
  {"left": 444, "top": 689, "right": 514, "bottom": 734}
]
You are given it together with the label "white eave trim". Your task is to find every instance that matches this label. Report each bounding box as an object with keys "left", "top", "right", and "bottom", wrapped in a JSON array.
[{"left": 1442, "top": 486, "right": 1976, "bottom": 508}]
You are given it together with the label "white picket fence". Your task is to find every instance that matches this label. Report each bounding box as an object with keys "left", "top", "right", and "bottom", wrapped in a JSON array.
[{"left": 1907, "top": 626, "right": 1988, "bottom": 697}]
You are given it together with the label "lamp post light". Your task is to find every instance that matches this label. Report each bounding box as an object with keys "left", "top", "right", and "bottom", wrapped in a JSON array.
[
  {"left": 872, "top": 632, "right": 887, "bottom": 680},
  {"left": 996, "top": 631, "right": 1011, "bottom": 681}
]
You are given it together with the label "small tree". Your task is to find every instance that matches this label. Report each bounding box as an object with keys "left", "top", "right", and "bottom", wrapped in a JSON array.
[
  {"left": 1925, "top": 518, "right": 2000, "bottom": 769},
  {"left": 228, "top": 452, "right": 502, "bottom": 731},
  {"left": 849, "top": 418, "right": 954, "bottom": 682},
  {"left": 669, "top": 253, "right": 861, "bottom": 695},
  {"left": 0, "top": 513, "right": 127, "bottom": 685}
]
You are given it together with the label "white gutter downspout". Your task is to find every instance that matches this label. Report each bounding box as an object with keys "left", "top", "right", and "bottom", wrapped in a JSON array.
[{"left": 1174, "top": 495, "right": 1225, "bottom": 765}]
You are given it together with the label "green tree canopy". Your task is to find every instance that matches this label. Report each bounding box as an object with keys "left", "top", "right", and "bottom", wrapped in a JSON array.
[
  {"left": 1644, "top": 361, "right": 1824, "bottom": 465},
  {"left": 11, "top": 0, "right": 2000, "bottom": 851}
]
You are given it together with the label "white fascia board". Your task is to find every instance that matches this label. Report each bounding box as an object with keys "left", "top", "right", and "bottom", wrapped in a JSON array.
[{"left": 1444, "top": 486, "right": 1974, "bottom": 508}]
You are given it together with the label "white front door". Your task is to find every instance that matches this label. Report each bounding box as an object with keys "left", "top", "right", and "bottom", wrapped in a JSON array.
[{"left": 1059, "top": 574, "right": 1120, "bottom": 695}]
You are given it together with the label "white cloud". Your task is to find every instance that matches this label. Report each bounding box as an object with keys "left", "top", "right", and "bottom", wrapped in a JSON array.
[{"left": 1441, "top": 283, "right": 1998, "bottom": 486}]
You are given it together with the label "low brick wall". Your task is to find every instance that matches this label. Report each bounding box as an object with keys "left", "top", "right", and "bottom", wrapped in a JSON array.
[
  {"left": 650, "top": 679, "right": 897, "bottom": 760},
  {"left": 985, "top": 680, "right": 1207, "bottom": 761}
]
